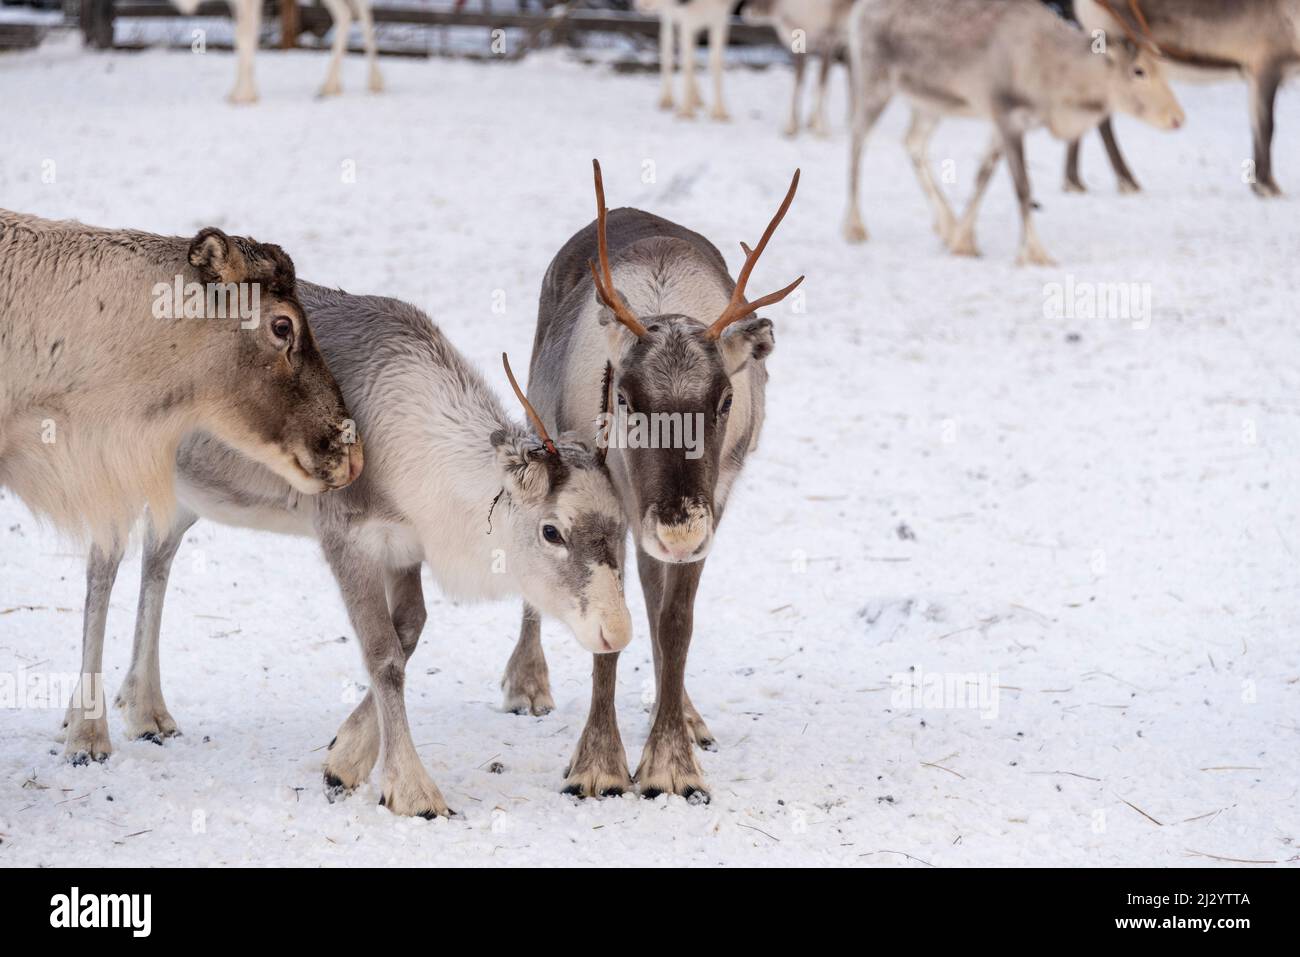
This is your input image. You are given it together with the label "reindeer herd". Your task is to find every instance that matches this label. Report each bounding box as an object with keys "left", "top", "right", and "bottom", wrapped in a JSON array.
[{"left": 1, "top": 0, "right": 1296, "bottom": 820}]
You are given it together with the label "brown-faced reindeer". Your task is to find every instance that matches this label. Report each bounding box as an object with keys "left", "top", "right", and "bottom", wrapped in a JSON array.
[
  {"left": 743, "top": 0, "right": 854, "bottom": 137},
  {"left": 1065, "top": 0, "right": 1300, "bottom": 197},
  {"left": 842, "top": 0, "right": 1185, "bottom": 265},
  {"left": 0, "top": 210, "right": 359, "bottom": 549},
  {"left": 499, "top": 161, "right": 801, "bottom": 800},
  {"left": 65, "top": 283, "right": 633, "bottom": 820}
]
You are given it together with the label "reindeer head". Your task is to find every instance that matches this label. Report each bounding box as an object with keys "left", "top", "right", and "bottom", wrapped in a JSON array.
[
  {"left": 1095, "top": 0, "right": 1184, "bottom": 131},
  {"left": 492, "top": 354, "right": 632, "bottom": 654},
  {"left": 586, "top": 161, "right": 802, "bottom": 565},
  {"left": 187, "top": 228, "right": 362, "bottom": 494}
]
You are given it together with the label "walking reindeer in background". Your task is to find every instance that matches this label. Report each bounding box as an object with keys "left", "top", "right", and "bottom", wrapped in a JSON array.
[
  {"left": 637, "top": 0, "right": 734, "bottom": 120},
  {"left": 842, "top": 0, "right": 1184, "bottom": 265},
  {"left": 743, "top": 0, "right": 854, "bottom": 137},
  {"left": 65, "top": 285, "right": 633, "bottom": 819},
  {"left": 1066, "top": 0, "right": 1300, "bottom": 197},
  {"left": 500, "top": 161, "right": 802, "bottom": 799},
  {"left": 172, "top": 0, "right": 383, "bottom": 103}
]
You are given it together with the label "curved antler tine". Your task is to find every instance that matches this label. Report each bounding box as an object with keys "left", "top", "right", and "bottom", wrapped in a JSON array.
[
  {"left": 591, "top": 160, "right": 648, "bottom": 338},
  {"left": 1096, "top": 0, "right": 1160, "bottom": 56},
  {"left": 740, "top": 242, "right": 753, "bottom": 257},
  {"left": 707, "top": 169, "right": 802, "bottom": 340},
  {"left": 502, "top": 352, "right": 557, "bottom": 455}
]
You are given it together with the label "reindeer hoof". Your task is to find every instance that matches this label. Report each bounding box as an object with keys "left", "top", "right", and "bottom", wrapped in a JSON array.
[
  {"left": 1063, "top": 178, "right": 1086, "bottom": 194},
  {"left": 323, "top": 771, "right": 352, "bottom": 803},
  {"left": 1117, "top": 178, "right": 1141, "bottom": 195},
  {"left": 1252, "top": 180, "right": 1282, "bottom": 198}
]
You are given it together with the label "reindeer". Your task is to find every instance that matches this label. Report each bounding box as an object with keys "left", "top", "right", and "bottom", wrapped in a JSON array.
[
  {"left": 62, "top": 283, "right": 633, "bottom": 819},
  {"left": 498, "top": 161, "right": 801, "bottom": 799},
  {"left": 637, "top": 0, "right": 734, "bottom": 121},
  {"left": 171, "top": 0, "right": 383, "bottom": 104},
  {"left": 1065, "top": 0, "right": 1300, "bottom": 197},
  {"left": 742, "top": 0, "right": 854, "bottom": 137},
  {"left": 0, "top": 210, "right": 359, "bottom": 553},
  {"left": 842, "top": 0, "right": 1185, "bottom": 265}
]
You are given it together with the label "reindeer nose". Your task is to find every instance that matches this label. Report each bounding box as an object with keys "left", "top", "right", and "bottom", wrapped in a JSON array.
[{"left": 655, "top": 522, "right": 709, "bottom": 563}]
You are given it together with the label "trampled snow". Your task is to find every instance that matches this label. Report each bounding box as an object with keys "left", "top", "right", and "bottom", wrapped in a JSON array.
[{"left": 1, "top": 32, "right": 1297, "bottom": 866}]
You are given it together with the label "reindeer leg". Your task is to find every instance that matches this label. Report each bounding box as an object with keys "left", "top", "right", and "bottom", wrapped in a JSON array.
[
  {"left": 352, "top": 0, "right": 383, "bottom": 93},
  {"left": 325, "top": 564, "right": 427, "bottom": 797},
  {"left": 321, "top": 541, "right": 448, "bottom": 818},
  {"left": 707, "top": 13, "right": 730, "bottom": 121},
  {"left": 501, "top": 602, "right": 554, "bottom": 715},
  {"left": 1248, "top": 63, "right": 1283, "bottom": 198},
  {"left": 1098, "top": 117, "right": 1140, "bottom": 193},
  {"left": 843, "top": 71, "right": 890, "bottom": 243},
  {"left": 634, "top": 556, "right": 708, "bottom": 801},
  {"left": 999, "top": 121, "right": 1055, "bottom": 266},
  {"left": 640, "top": 548, "right": 714, "bottom": 749},
  {"left": 63, "top": 539, "right": 125, "bottom": 764},
  {"left": 657, "top": 13, "right": 675, "bottom": 110},
  {"left": 785, "top": 50, "right": 807, "bottom": 137},
  {"left": 116, "top": 508, "right": 197, "bottom": 743},
  {"left": 1063, "top": 137, "right": 1086, "bottom": 193},
  {"left": 809, "top": 48, "right": 833, "bottom": 138},
  {"left": 903, "top": 110, "right": 959, "bottom": 247},
  {"left": 562, "top": 652, "right": 631, "bottom": 797},
  {"left": 228, "top": 0, "right": 260, "bottom": 105},
  {"left": 948, "top": 130, "right": 1001, "bottom": 257},
  {"left": 679, "top": 20, "right": 701, "bottom": 119},
  {"left": 319, "top": 0, "right": 352, "bottom": 98}
]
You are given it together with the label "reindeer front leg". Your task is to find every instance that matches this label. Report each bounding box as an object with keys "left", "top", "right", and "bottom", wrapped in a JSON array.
[
  {"left": 657, "top": 13, "right": 675, "bottom": 110},
  {"left": 707, "top": 13, "right": 730, "bottom": 121},
  {"left": 115, "top": 508, "right": 198, "bottom": 742},
  {"left": 321, "top": 547, "right": 448, "bottom": 819},
  {"left": 1098, "top": 118, "right": 1140, "bottom": 194},
  {"left": 501, "top": 603, "right": 555, "bottom": 715},
  {"left": 325, "top": 564, "right": 427, "bottom": 798},
  {"left": 228, "top": 0, "right": 260, "bottom": 105},
  {"left": 635, "top": 555, "right": 709, "bottom": 801},
  {"left": 63, "top": 539, "right": 125, "bottom": 764},
  {"left": 562, "top": 652, "right": 632, "bottom": 797},
  {"left": 1248, "top": 63, "right": 1284, "bottom": 198},
  {"left": 998, "top": 120, "right": 1055, "bottom": 266}
]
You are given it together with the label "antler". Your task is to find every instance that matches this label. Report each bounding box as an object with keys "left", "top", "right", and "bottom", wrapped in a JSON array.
[
  {"left": 706, "top": 169, "right": 805, "bottom": 341},
  {"left": 587, "top": 160, "right": 649, "bottom": 339},
  {"left": 502, "top": 352, "right": 558, "bottom": 455},
  {"left": 1095, "top": 0, "right": 1162, "bottom": 56}
]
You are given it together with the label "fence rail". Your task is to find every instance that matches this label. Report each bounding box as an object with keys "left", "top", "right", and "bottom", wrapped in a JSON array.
[{"left": 83, "top": 2, "right": 780, "bottom": 53}]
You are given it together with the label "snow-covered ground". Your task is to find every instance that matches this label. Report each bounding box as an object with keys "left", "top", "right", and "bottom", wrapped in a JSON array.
[{"left": 1, "top": 32, "right": 1298, "bottom": 867}]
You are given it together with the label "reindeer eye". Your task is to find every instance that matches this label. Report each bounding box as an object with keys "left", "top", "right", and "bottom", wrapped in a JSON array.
[
  {"left": 719, "top": 394, "right": 734, "bottom": 416},
  {"left": 1133, "top": 66, "right": 1146, "bottom": 77},
  {"left": 271, "top": 317, "right": 294, "bottom": 341},
  {"left": 542, "top": 524, "right": 565, "bottom": 545},
  {"left": 617, "top": 393, "right": 629, "bottom": 408}
]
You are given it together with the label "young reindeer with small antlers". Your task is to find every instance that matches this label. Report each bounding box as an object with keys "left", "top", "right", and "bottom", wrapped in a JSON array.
[
  {"left": 65, "top": 283, "right": 633, "bottom": 819},
  {"left": 500, "top": 160, "right": 802, "bottom": 800},
  {"left": 1064, "top": 0, "right": 1300, "bottom": 197}
]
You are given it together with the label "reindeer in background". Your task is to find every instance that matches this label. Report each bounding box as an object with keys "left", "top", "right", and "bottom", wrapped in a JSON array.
[
  {"left": 637, "top": 0, "right": 734, "bottom": 120},
  {"left": 170, "top": 0, "right": 383, "bottom": 104},
  {"left": 743, "top": 0, "right": 853, "bottom": 137},
  {"left": 1065, "top": 0, "right": 1300, "bottom": 197}
]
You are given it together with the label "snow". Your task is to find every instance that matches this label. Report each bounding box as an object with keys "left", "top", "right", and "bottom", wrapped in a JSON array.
[{"left": 1, "top": 32, "right": 1298, "bottom": 867}]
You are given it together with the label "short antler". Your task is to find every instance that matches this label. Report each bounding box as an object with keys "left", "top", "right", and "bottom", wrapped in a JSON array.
[
  {"left": 587, "top": 160, "right": 649, "bottom": 339},
  {"left": 502, "top": 352, "right": 558, "bottom": 455},
  {"left": 706, "top": 169, "right": 804, "bottom": 341}
]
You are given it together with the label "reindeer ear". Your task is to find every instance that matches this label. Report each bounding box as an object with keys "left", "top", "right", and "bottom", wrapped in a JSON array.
[
  {"left": 719, "top": 317, "right": 775, "bottom": 375},
  {"left": 188, "top": 228, "right": 248, "bottom": 284},
  {"left": 491, "top": 430, "right": 556, "bottom": 502}
]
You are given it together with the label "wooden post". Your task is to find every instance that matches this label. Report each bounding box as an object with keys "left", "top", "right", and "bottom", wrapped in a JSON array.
[
  {"left": 80, "top": 0, "right": 116, "bottom": 49},
  {"left": 280, "top": 0, "right": 300, "bottom": 50}
]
